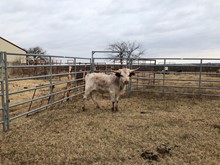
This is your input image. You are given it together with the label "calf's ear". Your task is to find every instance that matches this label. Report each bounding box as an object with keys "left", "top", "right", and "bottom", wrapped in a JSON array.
[
  {"left": 129, "top": 72, "right": 135, "bottom": 77},
  {"left": 115, "top": 72, "right": 121, "bottom": 78}
]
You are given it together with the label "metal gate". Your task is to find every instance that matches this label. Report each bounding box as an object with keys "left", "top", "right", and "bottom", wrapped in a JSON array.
[
  {"left": 0, "top": 52, "right": 91, "bottom": 131},
  {"left": 91, "top": 53, "right": 220, "bottom": 97}
]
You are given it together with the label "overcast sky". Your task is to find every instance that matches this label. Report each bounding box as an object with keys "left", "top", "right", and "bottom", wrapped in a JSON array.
[{"left": 1, "top": 0, "right": 220, "bottom": 58}]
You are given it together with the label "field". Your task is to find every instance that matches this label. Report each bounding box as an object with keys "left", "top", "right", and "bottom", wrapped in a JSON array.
[
  {"left": 132, "top": 72, "right": 220, "bottom": 96},
  {"left": 0, "top": 92, "right": 220, "bottom": 164}
]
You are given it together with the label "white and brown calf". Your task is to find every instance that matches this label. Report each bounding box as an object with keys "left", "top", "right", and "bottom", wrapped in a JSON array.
[{"left": 82, "top": 68, "right": 138, "bottom": 112}]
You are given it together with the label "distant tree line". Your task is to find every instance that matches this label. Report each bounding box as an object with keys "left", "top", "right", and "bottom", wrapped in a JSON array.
[{"left": 25, "top": 41, "right": 145, "bottom": 65}]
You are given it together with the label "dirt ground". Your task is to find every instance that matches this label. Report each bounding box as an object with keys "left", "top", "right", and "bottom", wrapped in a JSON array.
[{"left": 0, "top": 92, "right": 220, "bottom": 164}]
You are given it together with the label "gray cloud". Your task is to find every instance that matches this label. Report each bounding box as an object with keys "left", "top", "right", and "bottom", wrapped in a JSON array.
[{"left": 1, "top": 0, "right": 220, "bottom": 58}]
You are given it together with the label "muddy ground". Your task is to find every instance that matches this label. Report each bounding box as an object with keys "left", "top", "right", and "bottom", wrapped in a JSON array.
[{"left": 0, "top": 92, "right": 220, "bottom": 164}]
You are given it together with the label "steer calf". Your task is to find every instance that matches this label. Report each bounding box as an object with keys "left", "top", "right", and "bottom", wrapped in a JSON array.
[{"left": 82, "top": 68, "right": 138, "bottom": 112}]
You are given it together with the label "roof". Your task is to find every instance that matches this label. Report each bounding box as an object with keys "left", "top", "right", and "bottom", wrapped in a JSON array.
[{"left": 0, "top": 36, "right": 27, "bottom": 53}]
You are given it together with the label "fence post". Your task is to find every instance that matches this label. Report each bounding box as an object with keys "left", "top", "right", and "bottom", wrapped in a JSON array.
[
  {"left": 91, "top": 51, "right": 95, "bottom": 73},
  {"left": 199, "top": 59, "right": 203, "bottom": 95},
  {"left": 162, "top": 59, "right": 166, "bottom": 94},
  {"left": 48, "top": 56, "right": 53, "bottom": 103},
  {"left": 3, "top": 52, "right": 10, "bottom": 131},
  {"left": 128, "top": 58, "right": 133, "bottom": 92},
  {"left": 74, "top": 58, "right": 77, "bottom": 95},
  {"left": 0, "top": 52, "right": 6, "bottom": 131}
]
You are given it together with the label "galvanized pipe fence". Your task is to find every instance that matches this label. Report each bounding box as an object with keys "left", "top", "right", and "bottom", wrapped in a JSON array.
[
  {"left": 1, "top": 51, "right": 220, "bottom": 131},
  {"left": 0, "top": 52, "right": 91, "bottom": 131}
]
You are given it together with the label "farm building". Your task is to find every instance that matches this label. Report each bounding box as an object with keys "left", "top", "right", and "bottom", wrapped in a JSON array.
[{"left": 0, "top": 36, "right": 26, "bottom": 64}]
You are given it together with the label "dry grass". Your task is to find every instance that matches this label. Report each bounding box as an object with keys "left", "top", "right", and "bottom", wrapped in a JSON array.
[
  {"left": 0, "top": 77, "right": 84, "bottom": 118},
  {"left": 133, "top": 73, "right": 220, "bottom": 95},
  {"left": 0, "top": 92, "right": 220, "bottom": 164}
]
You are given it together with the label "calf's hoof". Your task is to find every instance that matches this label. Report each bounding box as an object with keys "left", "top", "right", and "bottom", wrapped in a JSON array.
[
  {"left": 96, "top": 105, "right": 101, "bottom": 109},
  {"left": 112, "top": 108, "right": 117, "bottom": 112}
]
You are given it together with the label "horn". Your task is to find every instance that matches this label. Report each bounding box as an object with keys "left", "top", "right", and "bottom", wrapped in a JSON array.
[
  {"left": 130, "top": 67, "right": 140, "bottom": 72},
  {"left": 112, "top": 68, "right": 121, "bottom": 73},
  {"left": 112, "top": 70, "right": 120, "bottom": 74}
]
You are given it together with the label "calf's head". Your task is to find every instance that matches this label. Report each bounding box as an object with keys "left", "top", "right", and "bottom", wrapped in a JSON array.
[{"left": 114, "top": 68, "right": 139, "bottom": 84}]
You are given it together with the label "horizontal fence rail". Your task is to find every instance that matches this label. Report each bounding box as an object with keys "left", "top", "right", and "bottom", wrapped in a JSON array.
[{"left": 1, "top": 51, "right": 220, "bottom": 131}]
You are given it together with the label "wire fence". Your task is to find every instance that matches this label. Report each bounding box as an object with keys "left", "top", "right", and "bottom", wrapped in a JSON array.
[{"left": 1, "top": 51, "right": 220, "bottom": 131}]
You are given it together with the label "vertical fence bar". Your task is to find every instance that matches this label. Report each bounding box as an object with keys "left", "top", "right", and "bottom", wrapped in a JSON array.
[
  {"left": 90, "top": 58, "right": 92, "bottom": 72},
  {"left": 1, "top": 81, "right": 6, "bottom": 131},
  {"left": 49, "top": 56, "right": 53, "bottom": 103},
  {"left": 0, "top": 52, "right": 6, "bottom": 131},
  {"left": 162, "top": 59, "right": 166, "bottom": 94},
  {"left": 74, "top": 58, "right": 77, "bottom": 95},
  {"left": 27, "top": 88, "right": 37, "bottom": 116},
  {"left": 128, "top": 58, "right": 133, "bottom": 92},
  {"left": 199, "top": 59, "right": 203, "bottom": 94},
  {"left": 91, "top": 51, "right": 95, "bottom": 73},
  {"left": 4, "top": 52, "right": 10, "bottom": 130}
]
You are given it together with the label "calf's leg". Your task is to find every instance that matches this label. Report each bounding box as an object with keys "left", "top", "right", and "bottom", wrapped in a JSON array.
[
  {"left": 91, "top": 92, "right": 101, "bottom": 109},
  {"left": 114, "top": 95, "right": 120, "bottom": 112},
  {"left": 110, "top": 93, "right": 117, "bottom": 112},
  {"left": 112, "top": 101, "right": 119, "bottom": 112},
  {"left": 82, "top": 89, "right": 92, "bottom": 111}
]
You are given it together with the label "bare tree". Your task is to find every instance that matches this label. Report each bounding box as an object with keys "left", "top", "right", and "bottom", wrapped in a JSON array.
[
  {"left": 26, "top": 46, "right": 49, "bottom": 65},
  {"left": 27, "top": 46, "right": 47, "bottom": 55},
  {"left": 107, "top": 41, "right": 145, "bottom": 65}
]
